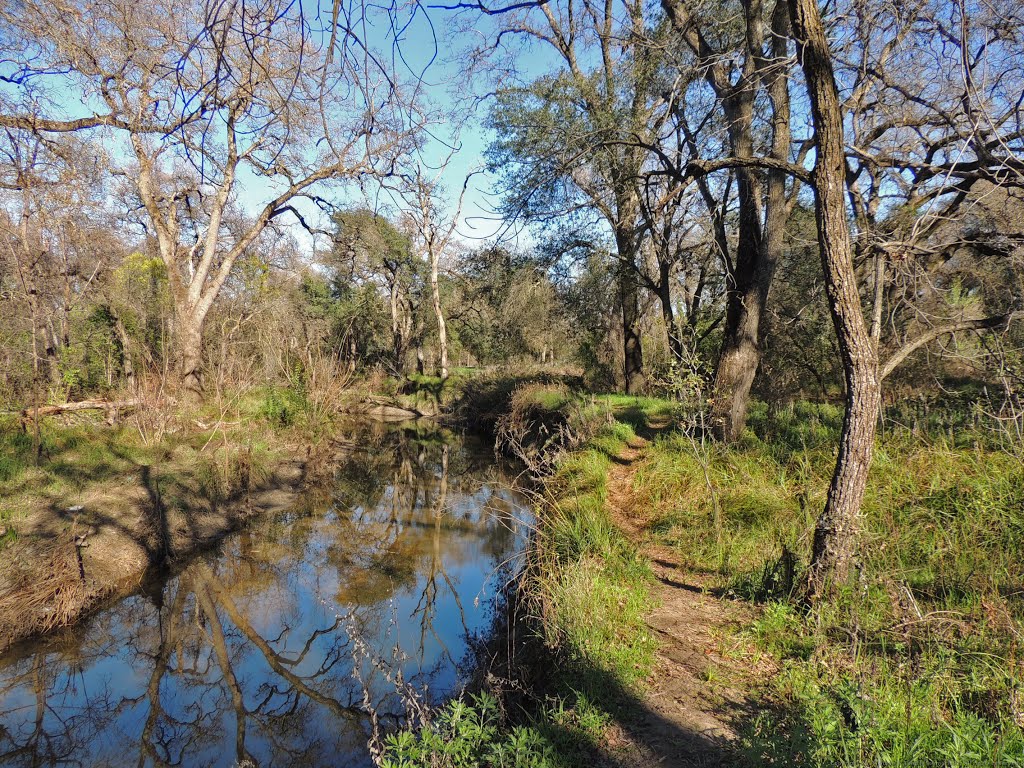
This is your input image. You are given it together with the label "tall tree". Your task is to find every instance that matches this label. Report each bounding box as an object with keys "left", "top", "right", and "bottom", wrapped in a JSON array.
[
  {"left": 789, "top": 0, "right": 881, "bottom": 600},
  {"left": 333, "top": 209, "right": 423, "bottom": 376},
  {"left": 790, "top": 0, "right": 1024, "bottom": 599},
  {"left": 661, "top": 0, "right": 800, "bottom": 440},
  {"left": 391, "top": 159, "right": 474, "bottom": 380},
  {"left": 485, "top": 0, "right": 671, "bottom": 392}
]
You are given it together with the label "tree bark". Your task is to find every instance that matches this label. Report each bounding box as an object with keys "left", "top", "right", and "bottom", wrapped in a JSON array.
[
  {"left": 429, "top": 246, "right": 449, "bottom": 379},
  {"left": 660, "top": 0, "right": 799, "bottom": 440},
  {"left": 710, "top": 78, "right": 764, "bottom": 440},
  {"left": 657, "top": 262, "right": 685, "bottom": 365},
  {"left": 789, "top": 0, "right": 881, "bottom": 602},
  {"left": 619, "top": 261, "right": 645, "bottom": 394},
  {"left": 175, "top": 311, "right": 205, "bottom": 400},
  {"left": 390, "top": 281, "right": 406, "bottom": 374}
]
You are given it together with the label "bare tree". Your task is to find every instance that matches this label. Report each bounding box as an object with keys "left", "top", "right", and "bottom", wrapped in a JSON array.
[
  {"left": 788, "top": 0, "right": 1024, "bottom": 599},
  {"left": 788, "top": 0, "right": 882, "bottom": 600},
  {"left": 0, "top": 127, "right": 113, "bottom": 422},
  {"left": 391, "top": 157, "right": 476, "bottom": 379},
  {"left": 0, "top": 0, "right": 418, "bottom": 397}
]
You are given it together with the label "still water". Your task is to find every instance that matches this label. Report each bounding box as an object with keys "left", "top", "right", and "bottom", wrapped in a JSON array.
[{"left": 0, "top": 424, "right": 531, "bottom": 767}]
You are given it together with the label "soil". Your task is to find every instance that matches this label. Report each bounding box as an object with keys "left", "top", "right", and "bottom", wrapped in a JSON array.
[
  {"left": 598, "top": 430, "right": 775, "bottom": 767},
  {"left": 0, "top": 456, "right": 307, "bottom": 656}
]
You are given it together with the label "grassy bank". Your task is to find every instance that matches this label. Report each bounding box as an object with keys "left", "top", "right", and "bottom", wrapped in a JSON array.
[
  {"left": 383, "top": 385, "right": 1024, "bottom": 767},
  {"left": 637, "top": 401, "right": 1024, "bottom": 766}
]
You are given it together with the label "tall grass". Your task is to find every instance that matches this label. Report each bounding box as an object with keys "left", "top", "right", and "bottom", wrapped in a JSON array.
[{"left": 633, "top": 401, "right": 1024, "bottom": 766}]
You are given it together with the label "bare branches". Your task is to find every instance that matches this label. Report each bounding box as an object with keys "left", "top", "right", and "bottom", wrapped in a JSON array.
[
  {"left": 426, "top": 0, "right": 549, "bottom": 13},
  {"left": 880, "top": 311, "right": 1021, "bottom": 380}
]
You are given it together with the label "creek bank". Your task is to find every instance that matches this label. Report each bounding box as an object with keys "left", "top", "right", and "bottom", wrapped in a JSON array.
[
  {"left": 0, "top": 372, "right": 567, "bottom": 658},
  {"left": 0, "top": 452, "right": 312, "bottom": 656},
  {"left": 381, "top": 386, "right": 672, "bottom": 766},
  {"left": 0, "top": 426, "right": 532, "bottom": 767}
]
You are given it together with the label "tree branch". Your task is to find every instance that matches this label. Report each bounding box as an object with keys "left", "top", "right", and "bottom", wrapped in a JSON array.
[{"left": 880, "top": 312, "right": 1020, "bottom": 380}]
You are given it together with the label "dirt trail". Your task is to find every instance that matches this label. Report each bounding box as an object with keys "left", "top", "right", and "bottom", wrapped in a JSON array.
[{"left": 599, "top": 430, "right": 769, "bottom": 767}]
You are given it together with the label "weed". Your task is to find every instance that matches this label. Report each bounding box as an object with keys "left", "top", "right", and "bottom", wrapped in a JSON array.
[{"left": 381, "top": 692, "right": 556, "bottom": 768}]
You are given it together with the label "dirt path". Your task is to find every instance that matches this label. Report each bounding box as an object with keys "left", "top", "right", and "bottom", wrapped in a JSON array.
[{"left": 599, "top": 432, "right": 770, "bottom": 767}]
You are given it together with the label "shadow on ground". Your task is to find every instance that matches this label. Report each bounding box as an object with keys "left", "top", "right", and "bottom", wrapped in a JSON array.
[{"left": 511, "top": 619, "right": 819, "bottom": 768}]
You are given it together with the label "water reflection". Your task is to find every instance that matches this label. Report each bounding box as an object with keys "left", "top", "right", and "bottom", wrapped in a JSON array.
[{"left": 0, "top": 424, "right": 530, "bottom": 767}]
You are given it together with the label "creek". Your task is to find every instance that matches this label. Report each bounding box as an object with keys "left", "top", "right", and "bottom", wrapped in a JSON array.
[{"left": 0, "top": 423, "right": 531, "bottom": 767}]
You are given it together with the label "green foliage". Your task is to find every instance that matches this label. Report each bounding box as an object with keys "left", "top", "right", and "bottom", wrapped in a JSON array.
[
  {"left": 453, "top": 247, "right": 571, "bottom": 367},
  {"left": 254, "top": 386, "right": 306, "bottom": 427},
  {"left": 381, "top": 693, "right": 556, "bottom": 768},
  {"left": 740, "top": 610, "right": 1024, "bottom": 766}
]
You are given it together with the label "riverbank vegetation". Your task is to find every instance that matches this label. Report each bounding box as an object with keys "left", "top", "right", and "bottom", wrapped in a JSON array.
[
  {"left": 1, "top": 0, "right": 1023, "bottom": 764},
  {"left": 385, "top": 388, "right": 1023, "bottom": 767}
]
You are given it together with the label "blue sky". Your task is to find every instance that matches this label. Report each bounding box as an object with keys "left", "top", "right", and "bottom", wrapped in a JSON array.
[
  {"left": 0, "top": 0, "right": 544, "bottom": 257},
  {"left": 278, "top": 0, "right": 539, "bottom": 254}
]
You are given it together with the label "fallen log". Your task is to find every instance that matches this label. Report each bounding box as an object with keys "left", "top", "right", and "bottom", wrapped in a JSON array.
[{"left": 20, "top": 399, "right": 141, "bottom": 425}]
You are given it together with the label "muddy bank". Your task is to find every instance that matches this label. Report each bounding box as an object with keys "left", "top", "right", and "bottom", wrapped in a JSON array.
[{"left": 0, "top": 457, "right": 309, "bottom": 655}]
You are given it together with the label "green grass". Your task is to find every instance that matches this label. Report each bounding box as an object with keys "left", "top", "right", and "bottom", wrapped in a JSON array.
[
  {"left": 631, "top": 401, "right": 1024, "bottom": 767},
  {"left": 393, "top": 388, "right": 1024, "bottom": 767},
  {"left": 538, "top": 417, "right": 655, "bottom": 691}
]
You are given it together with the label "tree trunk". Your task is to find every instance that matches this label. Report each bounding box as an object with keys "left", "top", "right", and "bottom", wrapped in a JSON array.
[
  {"left": 657, "top": 265, "right": 684, "bottom": 366},
  {"left": 389, "top": 281, "right": 408, "bottom": 375},
  {"left": 620, "top": 267, "right": 645, "bottom": 394},
  {"left": 175, "top": 312, "right": 205, "bottom": 400},
  {"left": 347, "top": 336, "right": 358, "bottom": 374},
  {"left": 789, "top": 0, "right": 881, "bottom": 601},
  {"left": 710, "top": 321, "right": 761, "bottom": 439},
  {"left": 707, "top": 62, "right": 765, "bottom": 441},
  {"left": 615, "top": 228, "right": 645, "bottom": 394},
  {"left": 113, "top": 312, "right": 136, "bottom": 390},
  {"left": 429, "top": 248, "right": 448, "bottom": 379},
  {"left": 673, "top": 0, "right": 791, "bottom": 442}
]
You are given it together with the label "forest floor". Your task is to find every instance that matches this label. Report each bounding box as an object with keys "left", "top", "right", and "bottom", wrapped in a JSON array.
[{"left": 594, "top": 423, "right": 775, "bottom": 767}]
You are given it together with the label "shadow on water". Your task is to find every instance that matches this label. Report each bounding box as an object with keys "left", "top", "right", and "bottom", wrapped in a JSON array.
[{"left": 0, "top": 423, "right": 533, "bottom": 768}]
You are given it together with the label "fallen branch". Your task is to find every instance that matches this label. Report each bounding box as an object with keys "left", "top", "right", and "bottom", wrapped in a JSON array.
[{"left": 20, "top": 399, "right": 141, "bottom": 425}]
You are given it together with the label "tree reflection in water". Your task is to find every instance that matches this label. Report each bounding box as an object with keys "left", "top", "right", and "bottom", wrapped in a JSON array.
[{"left": 0, "top": 425, "right": 530, "bottom": 768}]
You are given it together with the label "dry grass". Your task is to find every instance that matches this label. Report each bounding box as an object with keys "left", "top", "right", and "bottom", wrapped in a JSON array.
[{"left": 0, "top": 532, "right": 105, "bottom": 645}]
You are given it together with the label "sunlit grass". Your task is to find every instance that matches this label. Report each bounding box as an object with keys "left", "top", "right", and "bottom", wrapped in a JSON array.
[{"left": 629, "top": 401, "right": 1024, "bottom": 767}]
